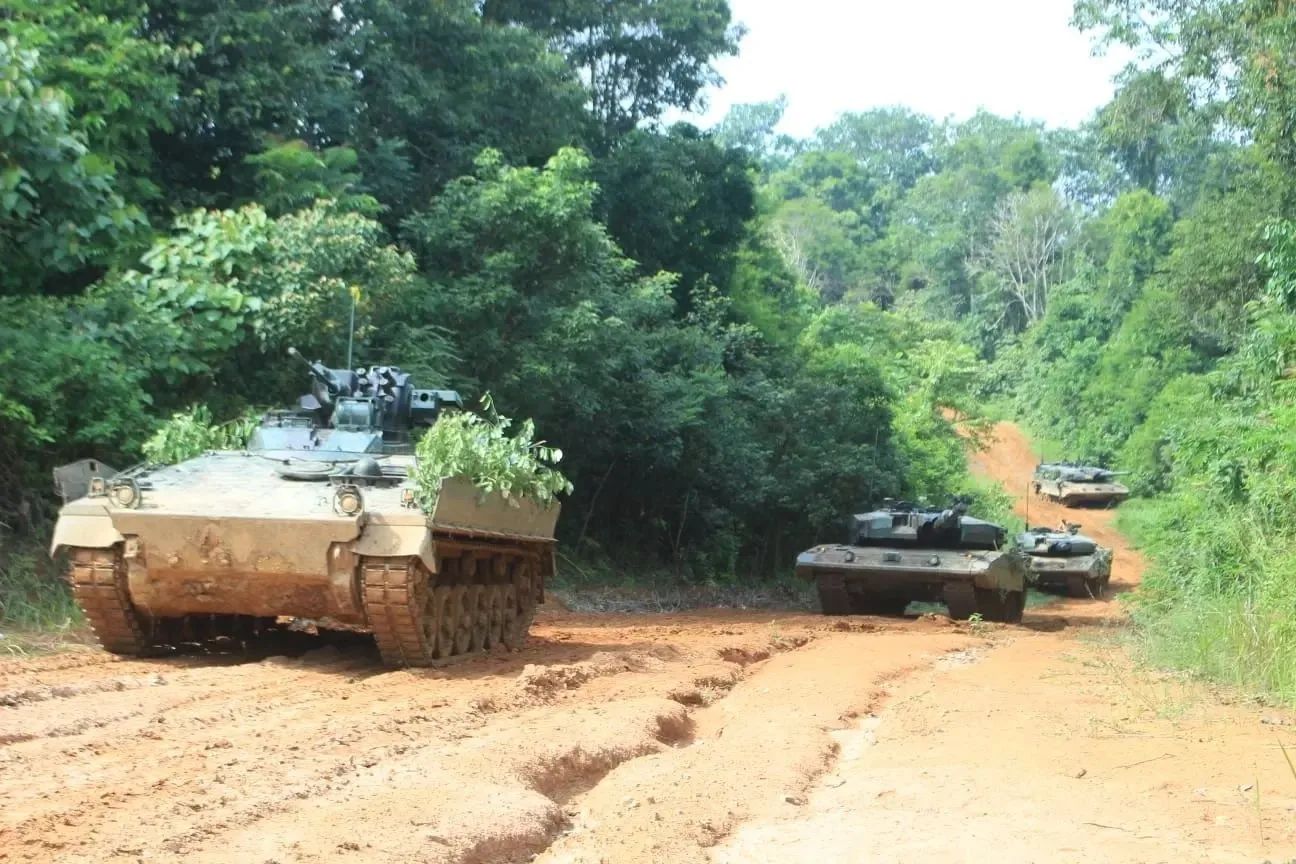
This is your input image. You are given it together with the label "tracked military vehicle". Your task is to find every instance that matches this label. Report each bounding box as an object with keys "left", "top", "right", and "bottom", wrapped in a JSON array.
[
  {"left": 795, "top": 500, "right": 1028, "bottom": 623},
  {"left": 49, "top": 349, "right": 560, "bottom": 667},
  {"left": 1019, "top": 521, "right": 1112, "bottom": 598},
  {"left": 1032, "top": 462, "right": 1129, "bottom": 507}
]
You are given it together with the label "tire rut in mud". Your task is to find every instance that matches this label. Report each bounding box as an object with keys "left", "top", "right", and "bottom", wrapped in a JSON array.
[
  {"left": 0, "top": 620, "right": 823, "bottom": 864},
  {"left": 167, "top": 633, "right": 817, "bottom": 864},
  {"left": 528, "top": 632, "right": 974, "bottom": 864}
]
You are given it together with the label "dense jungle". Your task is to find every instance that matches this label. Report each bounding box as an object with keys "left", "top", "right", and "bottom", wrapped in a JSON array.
[{"left": 4, "top": 0, "right": 1296, "bottom": 702}]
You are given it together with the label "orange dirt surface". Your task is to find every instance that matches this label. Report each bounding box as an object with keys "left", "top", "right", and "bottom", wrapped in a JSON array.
[{"left": 3, "top": 420, "right": 1296, "bottom": 863}]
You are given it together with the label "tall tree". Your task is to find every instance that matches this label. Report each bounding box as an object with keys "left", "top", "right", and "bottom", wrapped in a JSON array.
[
  {"left": 969, "top": 185, "right": 1077, "bottom": 330},
  {"left": 595, "top": 124, "right": 754, "bottom": 310},
  {"left": 815, "top": 107, "right": 937, "bottom": 194},
  {"left": 1074, "top": 0, "right": 1296, "bottom": 198},
  {"left": 344, "top": 0, "right": 588, "bottom": 222},
  {"left": 1094, "top": 69, "right": 1185, "bottom": 194},
  {"left": 0, "top": 0, "right": 184, "bottom": 210},
  {"left": 712, "top": 96, "right": 795, "bottom": 167},
  {"left": 482, "top": 0, "right": 743, "bottom": 142},
  {"left": 143, "top": 0, "right": 354, "bottom": 210}
]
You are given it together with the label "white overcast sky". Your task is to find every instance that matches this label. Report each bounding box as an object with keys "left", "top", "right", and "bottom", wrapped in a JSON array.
[{"left": 673, "top": 0, "right": 1133, "bottom": 136}]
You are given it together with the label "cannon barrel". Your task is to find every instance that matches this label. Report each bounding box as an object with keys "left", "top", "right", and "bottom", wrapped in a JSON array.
[{"left": 287, "top": 346, "right": 341, "bottom": 395}]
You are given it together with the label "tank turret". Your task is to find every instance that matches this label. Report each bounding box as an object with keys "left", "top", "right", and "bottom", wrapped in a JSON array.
[{"left": 250, "top": 348, "right": 465, "bottom": 456}]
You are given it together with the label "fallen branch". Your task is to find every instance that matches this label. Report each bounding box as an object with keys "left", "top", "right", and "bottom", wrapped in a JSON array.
[{"left": 1111, "top": 752, "right": 1175, "bottom": 771}]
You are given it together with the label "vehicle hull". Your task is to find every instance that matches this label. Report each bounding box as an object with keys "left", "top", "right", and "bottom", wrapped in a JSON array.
[
  {"left": 795, "top": 544, "right": 1027, "bottom": 622},
  {"left": 51, "top": 455, "right": 560, "bottom": 666},
  {"left": 1034, "top": 479, "right": 1129, "bottom": 506},
  {"left": 1027, "top": 552, "right": 1112, "bottom": 598}
]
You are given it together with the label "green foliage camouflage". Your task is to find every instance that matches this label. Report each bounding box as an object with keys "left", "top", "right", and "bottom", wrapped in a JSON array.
[
  {"left": 413, "top": 398, "right": 572, "bottom": 513},
  {"left": 141, "top": 406, "right": 260, "bottom": 465}
]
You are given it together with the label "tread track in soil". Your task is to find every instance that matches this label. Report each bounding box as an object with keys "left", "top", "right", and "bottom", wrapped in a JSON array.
[{"left": 0, "top": 609, "right": 972, "bottom": 864}]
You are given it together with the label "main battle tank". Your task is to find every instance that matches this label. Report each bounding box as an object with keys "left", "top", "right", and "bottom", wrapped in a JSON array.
[
  {"left": 1032, "top": 462, "right": 1129, "bottom": 507},
  {"left": 795, "top": 500, "right": 1028, "bottom": 623},
  {"left": 49, "top": 349, "right": 560, "bottom": 667},
  {"left": 1018, "top": 521, "right": 1112, "bottom": 598}
]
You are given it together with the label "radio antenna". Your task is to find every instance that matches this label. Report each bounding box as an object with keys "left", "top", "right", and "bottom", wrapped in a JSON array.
[{"left": 346, "top": 286, "right": 358, "bottom": 369}]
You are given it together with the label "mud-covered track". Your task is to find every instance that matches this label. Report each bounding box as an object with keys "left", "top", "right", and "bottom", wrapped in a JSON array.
[
  {"left": 361, "top": 542, "right": 541, "bottom": 667},
  {"left": 68, "top": 547, "right": 149, "bottom": 656}
]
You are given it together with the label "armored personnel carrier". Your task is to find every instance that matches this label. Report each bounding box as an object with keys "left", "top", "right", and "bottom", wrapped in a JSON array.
[
  {"left": 1032, "top": 462, "right": 1129, "bottom": 507},
  {"left": 49, "top": 349, "right": 560, "bottom": 667},
  {"left": 795, "top": 500, "right": 1028, "bottom": 623},
  {"left": 1018, "top": 521, "right": 1112, "bottom": 598}
]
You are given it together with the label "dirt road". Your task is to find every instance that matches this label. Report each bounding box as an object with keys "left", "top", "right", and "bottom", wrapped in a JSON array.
[{"left": 3, "top": 422, "right": 1295, "bottom": 863}]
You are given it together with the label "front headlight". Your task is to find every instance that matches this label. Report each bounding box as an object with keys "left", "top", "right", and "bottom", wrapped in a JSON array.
[
  {"left": 109, "top": 478, "right": 141, "bottom": 509},
  {"left": 334, "top": 483, "right": 364, "bottom": 516}
]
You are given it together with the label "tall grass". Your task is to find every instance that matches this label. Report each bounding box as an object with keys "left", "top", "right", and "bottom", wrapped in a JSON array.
[
  {"left": 0, "top": 542, "right": 81, "bottom": 630},
  {"left": 1120, "top": 496, "right": 1296, "bottom": 703}
]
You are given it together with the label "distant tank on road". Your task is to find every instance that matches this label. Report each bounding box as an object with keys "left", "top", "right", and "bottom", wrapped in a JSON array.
[
  {"left": 1018, "top": 521, "right": 1112, "bottom": 598},
  {"left": 795, "top": 499, "right": 1027, "bottom": 623},
  {"left": 1032, "top": 462, "right": 1129, "bottom": 507}
]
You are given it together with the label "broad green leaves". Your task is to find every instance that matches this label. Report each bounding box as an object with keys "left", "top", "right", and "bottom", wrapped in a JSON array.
[{"left": 0, "top": 38, "right": 143, "bottom": 295}]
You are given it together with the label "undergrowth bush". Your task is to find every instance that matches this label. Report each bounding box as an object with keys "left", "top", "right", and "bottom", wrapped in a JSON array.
[{"left": 413, "top": 397, "right": 572, "bottom": 511}]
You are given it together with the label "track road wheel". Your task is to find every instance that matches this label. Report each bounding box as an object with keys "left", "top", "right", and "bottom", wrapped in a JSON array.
[
  {"left": 429, "top": 586, "right": 452, "bottom": 659},
  {"left": 943, "top": 583, "right": 977, "bottom": 620},
  {"left": 975, "top": 587, "right": 1025, "bottom": 623},
  {"left": 499, "top": 583, "right": 519, "bottom": 647},
  {"left": 452, "top": 585, "right": 473, "bottom": 655},
  {"left": 68, "top": 546, "right": 158, "bottom": 656},
  {"left": 502, "top": 559, "right": 533, "bottom": 650},
  {"left": 467, "top": 584, "right": 488, "bottom": 652},
  {"left": 361, "top": 556, "right": 441, "bottom": 667},
  {"left": 483, "top": 585, "right": 503, "bottom": 647},
  {"left": 815, "top": 573, "right": 851, "bottom": 615}
]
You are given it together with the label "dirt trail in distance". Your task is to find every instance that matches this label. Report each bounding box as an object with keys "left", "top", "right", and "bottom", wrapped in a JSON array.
[{"left": 2, "top": 421, "right": 1294, "bottom": 863}]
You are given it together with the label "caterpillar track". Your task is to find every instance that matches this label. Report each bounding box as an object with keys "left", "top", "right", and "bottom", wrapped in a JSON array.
[
  {"left": 361, "top": 541, "right": 547, "bottom": 667},
  {"left": 68, "top": 546, "right": 151, "bottom": 656},
  {"left": 65, "top": 540, "right": 551, "bottom": 666}
]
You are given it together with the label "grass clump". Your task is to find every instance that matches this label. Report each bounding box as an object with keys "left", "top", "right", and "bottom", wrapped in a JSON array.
[
  {"left": 413, "top": 396, "right": 571, "bottom": 512},
  {"left": 550, "top": 548, "right": 816, "bottom": 613}
]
